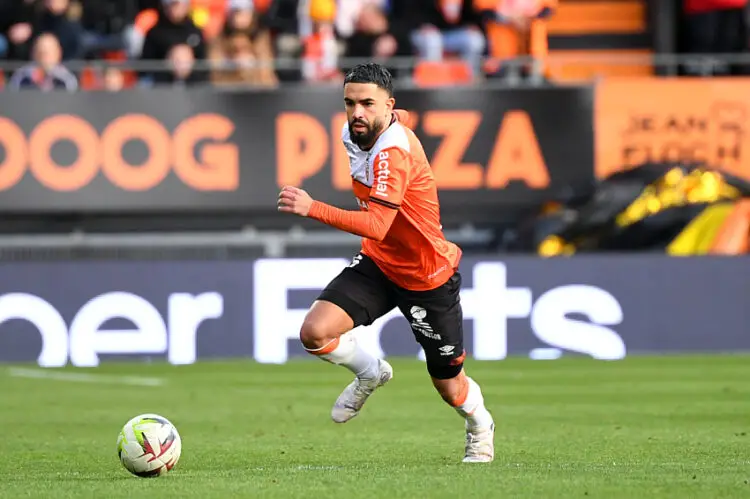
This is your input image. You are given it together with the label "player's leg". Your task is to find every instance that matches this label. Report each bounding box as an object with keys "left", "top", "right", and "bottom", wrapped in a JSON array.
[
  {"left": 430, "top": 368, "right": 494, "bottom": 463},
  {"left": 301, "top": 253, "right": 397, "bottom": 423},
  {"left": 300, "top": 299, "right": 381, "bottom": 381},
  {"left": 396, "top": 272, "right": 495, "bottom": 463}
]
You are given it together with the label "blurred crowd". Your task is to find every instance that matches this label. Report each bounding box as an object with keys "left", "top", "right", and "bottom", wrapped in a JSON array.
[
  {"left": 0, "top": 0, "right": 561, "bottom": 91},
  {"left": 0, "top": 0, "right": 749, "bottom": 92},
  {"left": 681, "top": 0, "right": 750, "bottom": 75}
]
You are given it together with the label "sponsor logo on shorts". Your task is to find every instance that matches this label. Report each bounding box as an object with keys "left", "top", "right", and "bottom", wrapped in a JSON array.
[
  {"left": 409, "top": 306, "right": 442, "bottom": 340},
  {"left": 438, "top": 345, "right": 455, "bottom": 356}
]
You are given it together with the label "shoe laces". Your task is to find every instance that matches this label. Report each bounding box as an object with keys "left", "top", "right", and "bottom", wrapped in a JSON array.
[
  {"left": 354, "top": 377, "right": 377, "bottom": 395},
  {"left": 342, "top": 378, "right": 375, "bottom": 411}
]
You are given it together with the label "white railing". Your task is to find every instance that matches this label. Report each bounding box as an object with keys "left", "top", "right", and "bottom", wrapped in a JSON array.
[
  {"left": 0, "top": 52, "right": 746, "bottom": 86},
  {"left": 0, "top": 226, "right": 495, "bottom": 257}
]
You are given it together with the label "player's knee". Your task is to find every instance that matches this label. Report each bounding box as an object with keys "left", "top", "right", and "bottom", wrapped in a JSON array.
[
  {"left": 426, "top": 349, "right": 465, "bottom": 380},
  {"left": 427, "top": 361, "right": 464, "bottom": 405},
  {"left": 428, "top": 362, "right": 463, "bottom": 381},
  {"left": 299, "top": 318, "right": 336, "bottom": 351}
]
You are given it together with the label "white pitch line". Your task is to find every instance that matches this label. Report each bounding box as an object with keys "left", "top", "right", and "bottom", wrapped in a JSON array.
[{"left": 7, "top": 367, "right": 165, "bottom": 387}]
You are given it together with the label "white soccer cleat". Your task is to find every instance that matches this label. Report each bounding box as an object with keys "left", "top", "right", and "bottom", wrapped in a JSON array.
[
  {"left": 331, "top": 359, "right": 393, "bottom": 423},
  {"left": 462, "top": 423, "right": 495, "bottom": 463}
]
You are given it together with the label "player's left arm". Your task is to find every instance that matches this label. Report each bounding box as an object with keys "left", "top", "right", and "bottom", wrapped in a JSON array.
[{"left": 277, "top": 146, "right": 409, "bottom": 242}]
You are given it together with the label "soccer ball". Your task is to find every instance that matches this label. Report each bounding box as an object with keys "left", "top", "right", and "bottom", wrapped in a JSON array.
[{"left": 116, "top": 413, "right": 182, "bottom": 478}]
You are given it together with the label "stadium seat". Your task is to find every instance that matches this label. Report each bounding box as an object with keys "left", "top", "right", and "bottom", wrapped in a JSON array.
[
  {"left": 549, "top": 0, "right": 646, "bottom": 34},
  {"left": 79, "top": 66, "right": 101, "bottom": 90},
  {"left": 545, "top": 0, "right": 653, "bottom": 81},
  {"left": 412, "top": 60, "right": 473, "bottom": 87}
]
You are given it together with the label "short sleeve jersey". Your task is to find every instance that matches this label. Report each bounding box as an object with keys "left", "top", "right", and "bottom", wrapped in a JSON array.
[{"left": 341, "top": 118, "right": 462, "bottom": 291}]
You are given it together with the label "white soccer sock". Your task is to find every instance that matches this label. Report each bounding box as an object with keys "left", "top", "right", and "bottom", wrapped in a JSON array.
[
  {"left": 454, "top": 377, "right": 494, "bottom": 430},
  {"left": 306, "top": 333, "right": 380, "bottom": 380}
]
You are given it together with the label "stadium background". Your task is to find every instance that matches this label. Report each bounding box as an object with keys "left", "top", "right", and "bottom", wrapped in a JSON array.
[
  {"left": 2, "top": 1, "right": 750, "bottom": 496},
  {"left": 0, "top": 0, "right": 748, "bottom": 365}
]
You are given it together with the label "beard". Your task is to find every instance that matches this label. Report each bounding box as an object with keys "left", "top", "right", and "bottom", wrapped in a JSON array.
[{"left": 349, "top": 117, "right": 384, "bottom": 149}]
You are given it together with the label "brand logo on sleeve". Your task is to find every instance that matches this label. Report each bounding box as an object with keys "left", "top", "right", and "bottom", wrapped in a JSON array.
[{"left": 374, "top": 151, "right": 391, "bottom": 198}]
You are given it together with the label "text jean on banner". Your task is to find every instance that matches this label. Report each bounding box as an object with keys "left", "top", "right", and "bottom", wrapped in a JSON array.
[
  {"left": 0, "top": 255, "right": 747, "bottom": 367},
  {"left": 595, "top": 77, "right": 750, "bottom": 183}
]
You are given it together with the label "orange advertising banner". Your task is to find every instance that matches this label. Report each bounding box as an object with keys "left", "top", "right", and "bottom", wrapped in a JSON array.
[{"left": 595, "top": 77, "right": 750, "bottom": 182}]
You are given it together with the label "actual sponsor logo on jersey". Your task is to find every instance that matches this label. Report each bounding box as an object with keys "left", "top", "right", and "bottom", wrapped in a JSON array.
[{"left": 373, "top": 151, "right": 390, "bottom": 198}]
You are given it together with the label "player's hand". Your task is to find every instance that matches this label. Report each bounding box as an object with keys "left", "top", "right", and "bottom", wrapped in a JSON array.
[{"left": 277, "top": 186, "right": 313, "bottom": 216}]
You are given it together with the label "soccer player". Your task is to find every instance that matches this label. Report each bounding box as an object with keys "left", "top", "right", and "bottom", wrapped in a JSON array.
[{"left": 277, "top": 62, "right": 494, "bottom": 463}]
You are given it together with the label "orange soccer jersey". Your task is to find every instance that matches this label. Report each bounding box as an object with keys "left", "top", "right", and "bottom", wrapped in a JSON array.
[{"left": 308, "top": 111, "right": 461, "bottom": 291}]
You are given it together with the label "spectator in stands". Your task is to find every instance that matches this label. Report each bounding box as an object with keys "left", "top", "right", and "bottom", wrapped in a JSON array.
[
  {"left": 0, "top": 1, "right": 16, "bottom": 59},
  {"left": 385, "top": 1, "right": 428, "bottom": 79},
  {"left": 1, "top": 0, "right": 84, "bottom": 61},
  {"left": 407, "top": 0, "right": 487, "bottom": 76},
  {"left": 342, "top": 2, "right": 399, "bottom": 62},
  {"left": 35, "top": 0, "right": 85, "bottom": 60},
  {"left": 208, "top": 0, "right": 279, "bottom": 87},
  {"left": 139, "top": 0, "right": 208, "bottom": 85},
  {"left": 301, "top": 0, "right": 341, "bottom": 83},
  {"left": 261, "top": 0, "right": 306, "bottom": 81},
  {"left": 475, "top": 0, "right": 557, "bottom": 80},
  {"left": 130, "top": 7, "right": 159, "bottom": 58},
  {"left": 681, "top": 0, "right": 749, "bottom": 75},
  {"left": 103, "top": 66, "right": 126, "bottom": 91},
  {"left": 134, "top": 0, "right": 273, "bottom": 52},
  {"left": 164, "top": 42, "right": 203, "bottom": 85},
  {"left": 335, "top": 0, "right": 386, "bottom": 39},
  {"left": 8, "top": 33, "right": 78, "bottom": 91},
  {"left": 78, "top": 0, "right": 135, "bottom": 57},
  {"left": 188, "top": 0, "right": 230, "bottom": 41},
  {"left": 2, "top": 0, "right": 38, "bottom": 61}
]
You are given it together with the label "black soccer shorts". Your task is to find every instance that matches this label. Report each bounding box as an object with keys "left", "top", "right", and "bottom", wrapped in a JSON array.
[{"left": 317, "top": 253, "right": 465, "bottom": 379}]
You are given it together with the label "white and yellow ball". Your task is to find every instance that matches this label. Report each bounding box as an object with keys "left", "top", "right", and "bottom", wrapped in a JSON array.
[{"left": 116, "top": 413, "right": 182, "bottom": 478}]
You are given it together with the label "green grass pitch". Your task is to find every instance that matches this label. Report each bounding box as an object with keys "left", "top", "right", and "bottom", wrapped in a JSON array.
[{"left": 1, "top": 355, "right": 748, "bottom": 498}]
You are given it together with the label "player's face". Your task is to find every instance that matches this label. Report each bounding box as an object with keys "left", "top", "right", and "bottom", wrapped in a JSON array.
[{"left": 344, "top": 82, "right": 395, "bottom": 149}]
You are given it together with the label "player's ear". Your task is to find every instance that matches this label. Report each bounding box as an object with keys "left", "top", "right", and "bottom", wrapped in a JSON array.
[{"left": 385, "top": 97, "right": 395, "bottom": 113}]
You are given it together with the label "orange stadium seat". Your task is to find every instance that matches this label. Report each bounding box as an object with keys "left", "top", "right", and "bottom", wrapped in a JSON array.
[
  {"left": 413, "top": 60, "right": 474, "bottom": 87},
  {"left": 545, "top": 0, "right": 653, "bottom": 81},
  {"left": 79, "top": 66, "right": 101, "bottom": 90}
]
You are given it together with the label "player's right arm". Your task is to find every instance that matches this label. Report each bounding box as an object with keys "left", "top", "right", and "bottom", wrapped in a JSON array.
[
  {"left": 308, "top": 199, "right": 398, "bottom": 241},
  {"left": 278, "top": 145, "right": 410, "bottom": 241},
  {"left": 277, "top": 185, "right": 397, "bottom": 241}
]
